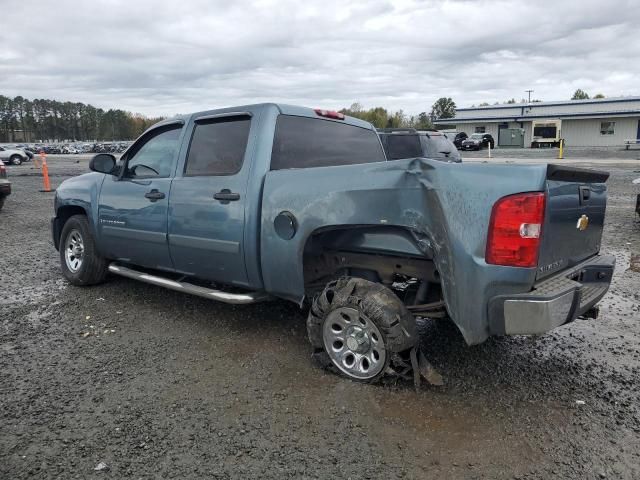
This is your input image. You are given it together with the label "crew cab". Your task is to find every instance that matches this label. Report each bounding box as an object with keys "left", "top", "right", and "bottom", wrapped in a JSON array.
[{"left": 51, "top": 103, "right": 615, "bottom": 383}]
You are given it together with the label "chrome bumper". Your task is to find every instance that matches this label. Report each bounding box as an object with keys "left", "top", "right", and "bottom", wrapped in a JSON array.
[{"left": 489, "top": 254, "right": 615, "bottom": 336}]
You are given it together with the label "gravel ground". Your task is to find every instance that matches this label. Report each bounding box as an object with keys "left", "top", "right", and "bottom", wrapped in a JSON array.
[{"left": 1, "top": 154, "right": 639, "bottom": 479}]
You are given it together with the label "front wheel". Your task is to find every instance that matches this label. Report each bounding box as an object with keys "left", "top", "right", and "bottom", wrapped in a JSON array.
[
  {"left": 307, "top": 277, "right": 418, "bottom": 383},
  {"left": 59, "top": 215, "right": 108, "bottom": 286}
]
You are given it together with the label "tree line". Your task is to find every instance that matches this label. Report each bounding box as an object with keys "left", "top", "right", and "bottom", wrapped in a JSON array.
[
  {"left": 0, "top": 95, "right": 165, "bottom": 143},
  {"left": 339, "top": 97, "right": 456, "bottom": 130}
]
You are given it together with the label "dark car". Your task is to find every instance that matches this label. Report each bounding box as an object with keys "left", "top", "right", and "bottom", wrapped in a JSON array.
[
  {"left": 461, "top": 133, "right": 494, "bottom": 150},
  {"left": 0, "top": 160, "right": 11, "bottom": 211},
  {"left": 378, "top": 128, "right": 461, "bottom": 162},
  {"left": 450, "top": 132, "right": 468, "bottom": 149}
]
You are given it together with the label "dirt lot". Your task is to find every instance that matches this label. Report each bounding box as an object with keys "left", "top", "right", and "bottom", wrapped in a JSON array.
[{"left": 1, "top": 154, "right": 639, "bottom": 479}]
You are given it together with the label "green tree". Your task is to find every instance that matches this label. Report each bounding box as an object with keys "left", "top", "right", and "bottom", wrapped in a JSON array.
[
  {"left": 429, "top": 97, "right": 456, "bottom": 121},
  {"left": 571, "top": 89, "right": 590, "bottom": 100},
  {"left": 414, "top": 112, "right": 432, "bottom": 130},
  {"left": 0, "top": 94, "right": 165, "bottom": 142},
  {"left": 593, "top": 93, "right": 605, "bottom": 99}
]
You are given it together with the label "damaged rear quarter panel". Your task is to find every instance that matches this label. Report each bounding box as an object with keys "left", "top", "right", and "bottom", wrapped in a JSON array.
[{"left": 261, "top": 158, "right": 549, "bottom": 345}]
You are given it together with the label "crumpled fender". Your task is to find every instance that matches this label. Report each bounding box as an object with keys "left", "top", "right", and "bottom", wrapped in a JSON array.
[{"left": 260, "top": 158, "right": 548, "bottom": 345}]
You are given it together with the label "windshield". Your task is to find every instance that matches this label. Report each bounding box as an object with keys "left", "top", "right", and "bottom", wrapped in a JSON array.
[{"left": 470, "top": 134, "right": 483, "bottom": 139}]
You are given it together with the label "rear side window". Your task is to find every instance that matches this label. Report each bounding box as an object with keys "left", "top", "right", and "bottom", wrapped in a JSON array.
[
  {"left": 382, "top": 134, "right": 422, "bottom": 160},
  {"left": 185, "top": 116, "right": 251, "bottom": 176},
  {"left": 271, "top": 115, "right": 385, "bottom": 170},
  {"left": 422, "top": 136, "right": 453, "bottom": 156}
]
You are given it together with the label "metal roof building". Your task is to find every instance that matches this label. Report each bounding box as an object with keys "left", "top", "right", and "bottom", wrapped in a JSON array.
[{"left": 435, "top": 96, "right": 640, "bottom": 148}]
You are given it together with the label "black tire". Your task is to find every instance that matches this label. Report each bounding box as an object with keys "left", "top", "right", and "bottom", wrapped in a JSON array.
[
  {"left": 10, "top": 155, "right": 22, "bottom": 166},
  {"left": 0, "top": 196, "right": 5, "bottom": 211},
  {"left": 307, "top": 277, "right": 418, "bottom": 383},
  {"left": 59, "top": 214, "right": 108, "bottom": 286}
]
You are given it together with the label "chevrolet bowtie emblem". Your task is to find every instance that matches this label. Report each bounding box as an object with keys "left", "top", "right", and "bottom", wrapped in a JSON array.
[{"left": 576, "top": 214, "right": 589, "bottom": 231}]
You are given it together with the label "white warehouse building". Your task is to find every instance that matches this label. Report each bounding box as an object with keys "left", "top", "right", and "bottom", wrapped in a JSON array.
[{"left": 435, "top": 96, "right": 640, "bottom": 148}]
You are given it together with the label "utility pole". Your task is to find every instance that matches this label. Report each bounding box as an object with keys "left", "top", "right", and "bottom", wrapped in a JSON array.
[{"left": 525, "top": 89, "right": 534, "bottom": 103}]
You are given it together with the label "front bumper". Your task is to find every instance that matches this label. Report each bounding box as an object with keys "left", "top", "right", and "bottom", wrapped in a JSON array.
[{"left": 488, "top": 254, "right": 615, "bottom": 336}]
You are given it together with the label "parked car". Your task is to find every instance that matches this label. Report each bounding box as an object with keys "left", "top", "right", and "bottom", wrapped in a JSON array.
[
  {"left": 42, "top": 145, "right": 62, "bottom": 154},
  {"left": 450, "top": 132, "right": 468, "bottom": 149},
  {"left": 62, "top": 145, "right": 80, "bottom": 154},
  {"left": 0, "top": 160, "right": 11, "bottom": 211},
  {"left": 6, "top": 145, "right": 34, "bottom": 160},
  {"left": 51, "top": 103, "right": 615, "bottom": 384},
  {"left": 378, "top": 128, "right": 461, "bottom": 162},
  {"left": 461, "top": 133, "right": 495, "bottom": 150},
  {"left": 0, "top": 146, "right": 29, "bottom": 165}
]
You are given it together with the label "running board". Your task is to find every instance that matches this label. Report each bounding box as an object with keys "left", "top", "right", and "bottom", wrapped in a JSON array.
[{"left": 108, "top": 263, "right": 270, "bottom": 304}]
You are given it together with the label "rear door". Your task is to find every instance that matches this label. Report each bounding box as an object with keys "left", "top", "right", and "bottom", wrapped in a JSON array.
[
  {"left": 536, "top": 165, "right": 609, "bottom": 279},
  {"left": 168, "top": 113, "right": 254, "bottom": 286}
]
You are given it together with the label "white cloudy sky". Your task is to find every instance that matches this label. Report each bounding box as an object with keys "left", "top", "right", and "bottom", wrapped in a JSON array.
[{"left": 1, "top": 0, "right": 639, "bottom": 116}]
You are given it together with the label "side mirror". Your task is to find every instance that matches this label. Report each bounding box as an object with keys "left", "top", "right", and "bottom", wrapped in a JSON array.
[{"left": 89, "top": 153, "right": 116, "bottom": 174}]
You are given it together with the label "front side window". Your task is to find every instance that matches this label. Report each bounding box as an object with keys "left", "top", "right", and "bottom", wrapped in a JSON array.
[
  {"left": 600, "top": 121, "right": 615, "bottom": 135},
  {"left": 271, "top": 115, "right": 386, "bottom": 170},
  {"left": 125, "top": 125, "right": 182, "bottom": 178},
  {"left": 184, "top": 116, "right": 251, "bottom": 176}
]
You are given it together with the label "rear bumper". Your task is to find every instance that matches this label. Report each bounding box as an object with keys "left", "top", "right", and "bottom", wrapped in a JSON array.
[{"left": 488, "top": 254, "right": 615, "bottom": 336}]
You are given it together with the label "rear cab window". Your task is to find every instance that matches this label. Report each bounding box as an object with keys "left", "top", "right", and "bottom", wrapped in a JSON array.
[{"left": 270, "top": 115, "right": 386, "bottom": 170}]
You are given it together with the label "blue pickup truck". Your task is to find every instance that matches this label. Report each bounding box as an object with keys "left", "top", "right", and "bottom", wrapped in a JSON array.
[{"left": 52, "top": 103, "right": 615, "bottom": 383}]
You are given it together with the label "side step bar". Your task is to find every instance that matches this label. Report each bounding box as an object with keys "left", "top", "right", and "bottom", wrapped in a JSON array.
[{"left": 108, "top": 263, "right": 270, "bottom": 305}]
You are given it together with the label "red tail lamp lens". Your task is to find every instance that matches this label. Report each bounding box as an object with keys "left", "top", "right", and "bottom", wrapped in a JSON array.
[{"left": 486, "top": 192, "right": 546, "bottom": 268}]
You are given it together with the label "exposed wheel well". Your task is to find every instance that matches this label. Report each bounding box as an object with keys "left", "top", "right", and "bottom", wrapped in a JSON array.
[
  {"left": 53, "top": 206, "right": 88, "bottom": 250},
  {"left": 302, "top": 226, "right": 444, "bottom": 314}
]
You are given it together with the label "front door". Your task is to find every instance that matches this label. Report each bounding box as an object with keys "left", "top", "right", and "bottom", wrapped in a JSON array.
[
  {"left": 168, "top": 114, "right": 253, "bottom": 286},
  {"left": 98, "top": 123, "right": 183, "bottom": 270}
]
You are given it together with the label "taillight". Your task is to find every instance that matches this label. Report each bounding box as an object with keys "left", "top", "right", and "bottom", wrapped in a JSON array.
[
  {"left": 486, "top": 192, "right": 546, "bottom": 268},
  {"left": 314, "top": 109, "right": 345, "bottom": 120}
]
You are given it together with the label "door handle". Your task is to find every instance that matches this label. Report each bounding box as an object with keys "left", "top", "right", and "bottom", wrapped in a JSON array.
[
  {"left": 579, "top": 186, "right": 591, "bottom": 205},
  {"left": 144, "top": 189, "right": 165, "bottom": 202},
  {"left": 213, "top": 189, "right": 240, "bottom": 204}
]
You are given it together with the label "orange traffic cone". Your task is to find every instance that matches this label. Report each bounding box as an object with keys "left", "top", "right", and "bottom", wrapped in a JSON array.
[{"left": 39, "top": 156, "right": 54, "bottom": 192}]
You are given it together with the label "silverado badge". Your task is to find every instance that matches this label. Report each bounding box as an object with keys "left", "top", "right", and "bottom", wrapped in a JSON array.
[{"left": 576, "top": 214, "right": 589, "bottom": 231}]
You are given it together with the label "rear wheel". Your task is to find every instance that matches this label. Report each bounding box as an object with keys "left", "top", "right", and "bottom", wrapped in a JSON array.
[
  {"left": 10, "top": 155, "right": 22, "bottom": 166},
  {"left": 59, "top": 215, "right": 108, "bottom": 286},
  {"left": 307, "top": 277, "right": 418, "bottom": 383},
  {"left": 0, "top": 196, "right": 5, "bottom": 211}
]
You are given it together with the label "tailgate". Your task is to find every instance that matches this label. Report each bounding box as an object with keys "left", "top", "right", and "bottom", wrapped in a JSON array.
[{"left": 536, "top": 165, "right": 609, "bottom": 280}]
